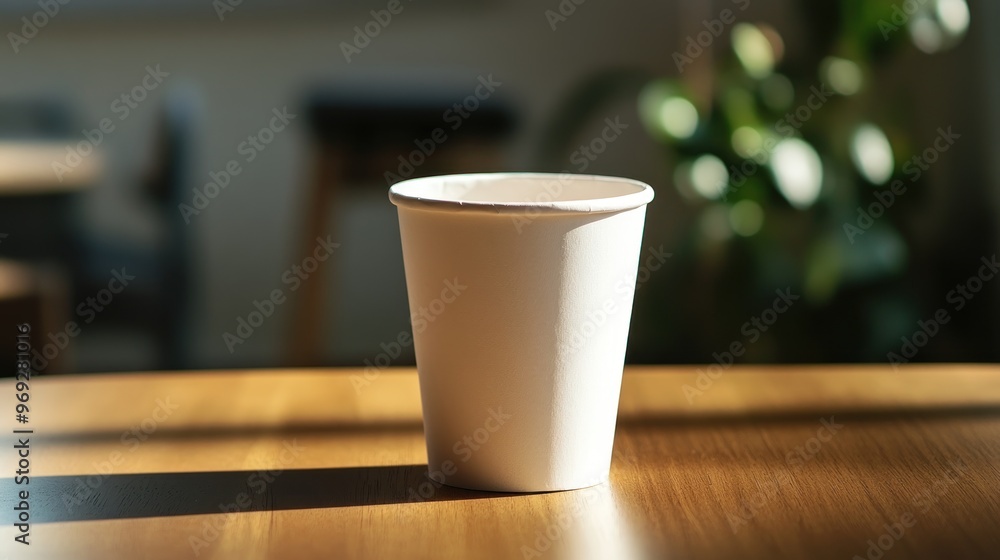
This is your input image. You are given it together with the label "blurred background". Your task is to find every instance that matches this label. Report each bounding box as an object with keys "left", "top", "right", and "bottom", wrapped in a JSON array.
[{"left": 1, "top": 0, "right": 996, "bottom": 374}]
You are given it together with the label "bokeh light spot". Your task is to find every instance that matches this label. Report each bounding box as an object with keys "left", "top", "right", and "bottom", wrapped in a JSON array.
[
  {"left": 770, "top": 138, "right": 823, "bottom": 209},
  {"left": 908, "top": 0, "right": 968, "bottom": 53},
  {"left": 936, "top": 0, "right": 970, "bottom": 37},
  {"left": 732, "top": 23, "right": 775, "bottom": 79},
  {"left": 731, "top": 126, "right": 764, "bottom": 159},
  {"left": 821, "top": 57, "right": 863, "bottom": 96},
  {"left": 850, "top": 124, "right": 894, "bottom": 185},
  {"left": 910, "top": 15, "right": 944, "bottom": 53},
  {"left": 659, "top": 96, "right": 699, "bottom": 140},
  {"left": 690, "top": 154, "right": 729, "bottom": 200}
]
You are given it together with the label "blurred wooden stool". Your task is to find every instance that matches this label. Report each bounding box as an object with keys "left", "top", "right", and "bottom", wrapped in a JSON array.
[{"left": 286, "top": 88, "right": 516, "bottom": 365}]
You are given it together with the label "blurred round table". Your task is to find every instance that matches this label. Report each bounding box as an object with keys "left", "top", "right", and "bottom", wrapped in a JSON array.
[{"left": 0, "top": 140, "right": 102, "bottom": 194}]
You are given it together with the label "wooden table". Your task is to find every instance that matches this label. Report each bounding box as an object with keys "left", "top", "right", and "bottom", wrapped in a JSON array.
[
  {"left": 0, "top": 141, "right": 101, "bottom": 195},
  {"left": 3, "top": 365, "right": 999, "bottom": 559}
]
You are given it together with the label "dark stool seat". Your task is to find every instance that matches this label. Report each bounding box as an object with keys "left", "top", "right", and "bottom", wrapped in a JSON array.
[{"left": 287, "top": 86, "right": 517, "bottom": 365}]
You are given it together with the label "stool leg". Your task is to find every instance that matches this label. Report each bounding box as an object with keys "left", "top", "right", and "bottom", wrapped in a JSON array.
[{"left": 285, "top": 144, "right": 343, "bottom": 366}]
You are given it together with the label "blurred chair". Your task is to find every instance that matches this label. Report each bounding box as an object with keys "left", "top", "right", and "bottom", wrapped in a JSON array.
[
  {"left": 288, "top": 85, "right": 516, "bottom": 365},
  {"left": 72, "top": 87, "right": 200, "bottom": 371},
  {"left": 143, "top": 87, "right": 198, "bottom": 370},
  {"left": 0, "top": 97, "right": 97, "bottom": 374},
  {"left": 0, "top": 97, "right": 95, "bottom": 264},
  {"left": 0, "top": 97, "right": 75, "bottom": 138}
]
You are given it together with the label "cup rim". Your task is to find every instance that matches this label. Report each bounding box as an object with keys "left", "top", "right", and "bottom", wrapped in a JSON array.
[{"left": 388, "top": 172, "right": 654, "bottom": 215}]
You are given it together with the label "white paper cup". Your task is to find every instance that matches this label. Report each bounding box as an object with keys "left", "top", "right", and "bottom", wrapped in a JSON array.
[{"left": 389, "top": 173, "right": 654, "bottom": 492}]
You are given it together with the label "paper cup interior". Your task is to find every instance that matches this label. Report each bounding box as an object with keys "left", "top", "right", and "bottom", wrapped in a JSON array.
[{"left": 389, "top": 173, "right": 654, "bottom": 214}]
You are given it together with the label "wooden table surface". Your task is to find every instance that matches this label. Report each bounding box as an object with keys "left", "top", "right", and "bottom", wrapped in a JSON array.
[
  {"left": 3, "top": 365, "right": 999, "bottom": 559},
  {"left": 0, "top": 140, "right": 101, "bottom": 195}
]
